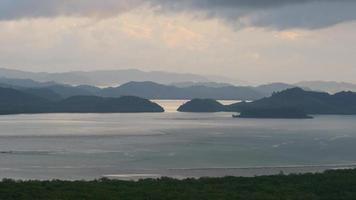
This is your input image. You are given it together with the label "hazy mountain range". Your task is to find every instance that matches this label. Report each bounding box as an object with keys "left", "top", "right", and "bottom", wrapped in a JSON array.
[
  {"left": 0, "top": 77, "right": 297, "bottom": 100},
  {"left": 296, "top": 81, "right": 356, "bottom": 94},
  {"left": 2, "top": 75, "right": 356, "bottom": 115},
  {"left": 1, "top": 68, "right": 355, "bottom": 94},
  {"left": 1, "top": 68, "right": 356, "bottom": 101},
  {"left": 0, "top": 68, "right": 244, "bottom": 86}
]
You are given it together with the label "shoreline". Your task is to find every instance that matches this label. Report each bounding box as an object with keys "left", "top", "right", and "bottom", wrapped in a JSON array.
[
  {"left": 102, "top": 164, "right": 356, "bottom": 180},
  {"left": 2, "top": 163, "right": 356, "bottom": 181},
  {"left": 2, "top": 168, "right": 356, "bottom": 199}
]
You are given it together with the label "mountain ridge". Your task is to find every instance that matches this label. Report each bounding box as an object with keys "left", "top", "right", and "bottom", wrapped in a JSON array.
[
  {"left": 0, "top": 67, "right": 242, "bottom": 86},
  {"left": 296, "top": 81, "right": 356, "bottom": 93},
  {"left": 178, "top": 87, "right": 356, "bottom": 116}
]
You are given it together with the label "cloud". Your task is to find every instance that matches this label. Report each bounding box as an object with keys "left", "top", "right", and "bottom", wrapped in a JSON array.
[
  {"left": 0, "top": 0, "right": 143, "bottom": 20},
  {"left": 243, "top": 1, "right": 356, "bottom": 30},
  {"left": 0, "top": 0, "right": 355, "bottom": 29},
  {"left": 0, "top": 11, "right": 355, "bottom": 84},
  {"left": 149, "top": 0, "right": 356, "bottom": 30},
  {"left": 275, "top": 31, "right": 304, "bottom": 41}
]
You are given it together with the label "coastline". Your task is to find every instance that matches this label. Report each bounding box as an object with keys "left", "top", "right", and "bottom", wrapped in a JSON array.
[
  {"left": 2, "top": 168, "right": 356, "bottom": 199},
  {"left": 102, "top": 164, "right": 356, "bottom": 181},
  {"left": 2, "top": 163, "right": 356, "bottom": 181}
]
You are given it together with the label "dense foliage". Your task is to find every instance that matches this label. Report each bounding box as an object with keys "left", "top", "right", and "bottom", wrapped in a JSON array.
[{"left": 1, "top": 169, "right": 356, "bottom": 199}]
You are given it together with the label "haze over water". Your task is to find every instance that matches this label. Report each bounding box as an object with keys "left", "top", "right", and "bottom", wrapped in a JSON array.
[{"left": 0, "top": 100, "right": 356, "bottom": 180}]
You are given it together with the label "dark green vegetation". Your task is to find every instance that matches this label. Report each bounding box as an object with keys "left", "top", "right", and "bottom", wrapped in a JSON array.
[
  {"left": 1, "top": 169, "right": 356, "bottom": 199},
  {"left": 177, "top": 99, "right": 226, "bottom": 112},
  {"left": 179, "top": 88, "right": 356, "bottom": 117},
  {"left": 0, "top": 87, "right": 164, "bottom": 114}
]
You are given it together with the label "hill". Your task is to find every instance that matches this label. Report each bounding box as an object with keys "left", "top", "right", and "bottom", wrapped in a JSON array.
[
  {"left": 21, "top": 88, "right": 63, "bottom": 101},
  {"left": 2, "top": 77, "right": 345, "bottom": 102},
  {"left": 254, "top": 82, "right": 297, "bottom": 96},
  {"left": 171, "top": 81, "right": 234, "bottom": 88},
  {"left": 102, "top": 81, "right": 264, "bottom": 100},
  {"left": 0, "top": 68, "right": 242, "bottom": 86},
  {"left": 177, "top": 99, "right": 226, "bottom": 112},
  {"left": 0, "top": 77, "right": 93, "bottom": 100},
  {"left": 55, "top": 96, "right": 164, "bottom": 113},
  {"left": 296, "top": 81, "right": 356, "bottom": 93},
  {"left": 0, "top": 77, "right": 57, "bottom": 88},
  {"left": 228, "top": 87, "right": 356, "bottom": 115},
  {"left": 177, "top": 88, "right": 356, "bottom": 117},
  {"left": 0, "top": 87, "right": 53, "bottom": 114},
  {"left": 0, "top": 87, "right": 164, "bottom": 114},
  {"left": 0, "top": 78, "right": 268, "bottom": 100}
]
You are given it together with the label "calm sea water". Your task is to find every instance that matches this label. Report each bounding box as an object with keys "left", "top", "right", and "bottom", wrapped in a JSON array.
[{"left": 0, "top": 100, "right": 356, "bottom": 180}]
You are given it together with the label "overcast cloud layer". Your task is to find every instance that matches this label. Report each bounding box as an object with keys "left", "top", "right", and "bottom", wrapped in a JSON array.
[
  {"left": 0, "top": 0, "right": 356, "bottom": 29},
  {"left": 0, "top": 1, "right": 355, "bottom": 84}
]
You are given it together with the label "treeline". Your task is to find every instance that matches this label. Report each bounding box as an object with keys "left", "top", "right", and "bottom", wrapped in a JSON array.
[{"left": 1, "top": 169, "right": 356, "bottom": 199}]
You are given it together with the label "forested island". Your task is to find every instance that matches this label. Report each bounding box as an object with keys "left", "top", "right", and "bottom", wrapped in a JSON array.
[
  {"left": 177, "top": 99, "right": 226, "bottom": 112},
  {"left": 2, "top": 85, "right": 356, "bottom": 117},
  {"left": 0, "top": 87, "right": 164, "bottom": 114},
  {"left": 178, "top": 88, "right": 356, "bottom": 118},
  {"left": 1, "top": 169, "right": 356, "bottom": 199}
]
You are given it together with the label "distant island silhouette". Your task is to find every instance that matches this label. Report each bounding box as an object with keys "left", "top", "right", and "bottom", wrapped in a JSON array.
[
  {"left": 177, "top": 99, "right": 226, "bottom": 113},
  {"left": 2, "top": 84, "right": 356, "bottom": 117},
  {"left": 0, "top": 87, "right": 164, "bottom": 115},
  {"left": 178, "top": 88, "right": 356, "bottom": 118}
]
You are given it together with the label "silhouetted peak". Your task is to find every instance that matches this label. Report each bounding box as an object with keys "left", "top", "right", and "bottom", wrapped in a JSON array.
[
  {"left": 178, "top": 99, "right": 225, "bottom": 113},
  {"left": 120, "top": 81, "right": 166, "bottom": 88}
]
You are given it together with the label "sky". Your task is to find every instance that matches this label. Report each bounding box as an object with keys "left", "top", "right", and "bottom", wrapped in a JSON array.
[{"left": 0, "top": 0, "right": 355, "bottom": 84}]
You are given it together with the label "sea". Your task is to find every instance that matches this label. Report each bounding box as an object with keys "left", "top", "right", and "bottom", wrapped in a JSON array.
[{"left": 0, "top": 100, "right": 356, "bottom": 180}]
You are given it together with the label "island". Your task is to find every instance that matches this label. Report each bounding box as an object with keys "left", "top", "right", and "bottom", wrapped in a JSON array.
[
  {"left": 227, "top": 87, "right": 356, "bottom": 115},
  {"left": 177, "top": 99, "right": 226, "bottom": 112},
  {"left": 0, "top": 87, "right": 164, "bottom": 114},
  {"left": 178, "top": 88, "right": 356, "bottom": 118}
]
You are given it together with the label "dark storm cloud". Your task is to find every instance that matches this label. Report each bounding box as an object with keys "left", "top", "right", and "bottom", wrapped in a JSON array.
[
  {"left": 150, "top": 0, "right": 317, "bottom": 9},
  {"left": 0, "top": 0, "right": 355, "bottom": 29},
  {"left": 149, "top": 0, "right": 356, "bottom": 29}
]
